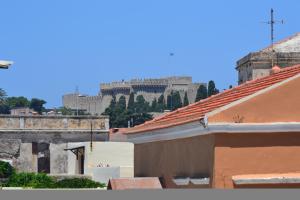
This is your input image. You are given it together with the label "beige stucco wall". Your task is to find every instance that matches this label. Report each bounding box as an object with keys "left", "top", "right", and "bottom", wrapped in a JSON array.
[
  {"left": 209, "top": 76, "right": 300, "bottom": 123},
  {"left": 134, "top": 135, "right": 214, "bottom": 188},
  {"left": 67, "top": 142, "right": 134, "bottom": 178}
]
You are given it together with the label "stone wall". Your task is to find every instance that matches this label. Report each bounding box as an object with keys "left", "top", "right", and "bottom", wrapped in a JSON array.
[{"left": 0, "top": 115, "right": 108, "bottom": 130}]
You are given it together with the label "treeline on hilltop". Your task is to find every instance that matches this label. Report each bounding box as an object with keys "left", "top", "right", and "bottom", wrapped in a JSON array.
[
  {"left": 0, "top": 88, "right": 47, "bottom": 114},
  {"left": 103, "top": 80, "right": 221, "bottom": 128}
]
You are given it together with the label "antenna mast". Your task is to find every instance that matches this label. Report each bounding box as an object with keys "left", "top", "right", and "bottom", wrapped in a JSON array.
[
  {"left": 270, "top": 8, "right": 275, "bottom": 51},
  {"left": 264, "top": 8, "right": 284, "bottom": 65}
]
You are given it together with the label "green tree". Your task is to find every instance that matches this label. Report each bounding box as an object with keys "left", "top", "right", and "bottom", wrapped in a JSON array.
[
  {"left": 167, "top": 92, "right": 172, "bottom": 110},
  {"left": 109, "top": 95, "right": 117, "bottom": 110},
  {"left": 131, "top": 112, "right": 153, "bottom": 127},
  {"left": 195, "top": 85, "right": 208, "bottom": 102},
  {"left": 167, "top": 91, "right": 182, "bottom": 111},
  {"left": 127, "top": 92, "right": 135, "bottom": 111},
  {"left": 183, "top": 92, "right": 189, "bottom": 106},
  {"left": 30, "top": 98, "right": 46, "bottom": 114},
  {"left": 58, "top": 107, "right": 73, "bottom": 115},
  {"left": 103, "top": 95, "right": 117, "bottom": 128},
  {"left": 172, "top": 91, "right": 182, "bottom": 110},
  {"left": 151, "top": 98, "right": 157, "bottom": 112},
  {"left": 135, "top": 95, "right": 150, "bottom": 113},
  {"left": 0, "top": 88, "right": 9, "bottom": 114},
  {"left": 208, "top": 80, "right": 219, "bottom": 97},
  {"left": 117, "top": 96, "right": 126, "bottom": 111},
  {"left": 6, "top": 96, "right": 30, "bottom": 108},
  {"left": 156, "top": 94, "right": 166, "bottom": 112}
]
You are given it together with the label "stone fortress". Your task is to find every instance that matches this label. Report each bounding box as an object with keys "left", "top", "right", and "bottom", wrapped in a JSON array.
[{"left": 63, "top": 77, "right": 205, "bottom": 115}]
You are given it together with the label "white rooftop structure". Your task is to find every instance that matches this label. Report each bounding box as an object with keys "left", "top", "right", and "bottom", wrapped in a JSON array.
[{"left": 262, "top": 32, "right": 300, "bottom": 52}]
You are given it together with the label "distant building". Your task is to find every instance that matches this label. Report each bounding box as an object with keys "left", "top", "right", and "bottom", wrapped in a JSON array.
[
  {"left": 111, "top": 65, "right": 300, "bottom": 189},
  {"left": 236, "top": 33, "right": 300, "bottom": 84},
  {"left": 63, "top": 76, "right": 205, "bottom": 115},
  {"left": 10, "top": 107, "right": 38, "bottom": 116}
]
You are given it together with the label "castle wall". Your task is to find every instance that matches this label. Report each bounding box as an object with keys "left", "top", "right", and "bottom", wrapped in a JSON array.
[{"left": 63, "top": 77, "right": 205, "bottom": 115}]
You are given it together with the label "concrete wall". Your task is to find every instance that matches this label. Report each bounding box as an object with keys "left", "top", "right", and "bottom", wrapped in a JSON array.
[
  {"left": 50, "top": 143, "right": 68, "bottom": 174},
  {"left": 134, "top": 135, "right": 214, "bottom": 188},
  {"left": 213, "top": 132, "right": 300, "bottom": 188},
  {"left": 67, "top": 142, "right": 134, "bottom": 179},
  {"left": 209, "top": 76, "right": 300, "bottom": 123}
]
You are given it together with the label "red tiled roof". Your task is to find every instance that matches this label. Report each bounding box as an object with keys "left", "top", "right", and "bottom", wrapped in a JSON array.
[
  {"left": 120, "top": 64, "right": 300, "bottom": 135},
  {"left": 107, "top": 177, "right": 162, "bottom": 190}
]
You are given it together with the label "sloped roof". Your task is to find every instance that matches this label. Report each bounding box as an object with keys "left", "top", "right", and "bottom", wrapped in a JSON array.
[
  {"left": 261, "top": 32, "right": 300, "bottom": 52},
  {"left": 107, "top": 177, "right": 162, "bottom": 190},
  {"left": 122, "top": 64, "right": 300, "bottom": 135}
]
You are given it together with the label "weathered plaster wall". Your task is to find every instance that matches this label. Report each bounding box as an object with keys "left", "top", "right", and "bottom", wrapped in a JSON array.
[
  {"left": 0, "top": 115, "right": 108, "bottom": 130},
  {"left": 67, "top": 142, "right": 134, "bottom": 178},
  {"left": 50, "top": 143, "right": 68, "bottom": 174},
  {"left": 134, "top": 135, "right": 214, "bottom": 188},
  {"left": 13, "top": 143, "right": 35, "bottom": 172},
  {"left": 213, "top": 132, "right": 300, "bottom": 189},
  {"left": 209, "top": 76, "right": 300, "bottom": 123},
  {"left": 0, "top": 115, "right": 109, "bottom": 174}
]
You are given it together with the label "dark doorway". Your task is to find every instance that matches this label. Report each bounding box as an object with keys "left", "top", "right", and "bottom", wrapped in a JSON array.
[
  {"left": 79, "top": 154, "right": 84, "bottom": 174},
  {"left": 37, "top": 143, "right": 50, "bottom": 173}
]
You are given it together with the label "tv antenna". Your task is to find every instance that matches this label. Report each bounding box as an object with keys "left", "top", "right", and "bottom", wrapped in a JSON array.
[
  {"left": 263, "top": 8, "right": 284, "bottom": 52},
  {"left": 75, "top": 85, "right": 79, "bottom": 94},
  {"left": 262, "top": 9, "right": 284, "bottom": 66}
]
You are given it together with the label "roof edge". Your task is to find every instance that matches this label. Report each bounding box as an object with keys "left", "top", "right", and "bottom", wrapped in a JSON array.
[
  {"left": 111, "top": 122, "right": 300, "bottom": 144},
  {"left": 206, "top": 72, "right": 300, "bottom": 121}
]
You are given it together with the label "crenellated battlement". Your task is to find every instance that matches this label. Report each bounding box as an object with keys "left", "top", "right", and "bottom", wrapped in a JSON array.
[{"left": 100, "top": 76, "right": 192, "bottom": 91}]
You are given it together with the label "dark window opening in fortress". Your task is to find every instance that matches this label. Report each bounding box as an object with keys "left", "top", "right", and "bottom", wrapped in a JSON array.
[
  {"left": 37, "top": 143, "right": 50, "bottom": 174},
  {"left": 32, "top": 142, "right": 38, "bottom": 155}
]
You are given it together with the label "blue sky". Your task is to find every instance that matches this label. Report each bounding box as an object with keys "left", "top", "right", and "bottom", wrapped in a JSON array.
[{"left": 0, "top": 0, "right": 299, "bottom": 108}]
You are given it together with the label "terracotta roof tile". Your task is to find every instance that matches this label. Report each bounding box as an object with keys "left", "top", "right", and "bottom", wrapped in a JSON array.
[{"left": 122, "top": 64, "right": 300, "bottom": 134}]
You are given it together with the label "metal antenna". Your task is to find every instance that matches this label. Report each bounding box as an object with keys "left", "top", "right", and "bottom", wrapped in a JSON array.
[
  {"left": 263, "top": 9, "right": 284, "bottom": 65},
  {"left": 75, "top": 85, "right": 79, "bottom": 94},
  {"left": 268, "top": 9, "right": 284, "bottom": 51}
]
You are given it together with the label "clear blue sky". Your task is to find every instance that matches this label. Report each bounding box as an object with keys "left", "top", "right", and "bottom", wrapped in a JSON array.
[{"left": 0, "top": 0, "right": 299, "bottom": 108}]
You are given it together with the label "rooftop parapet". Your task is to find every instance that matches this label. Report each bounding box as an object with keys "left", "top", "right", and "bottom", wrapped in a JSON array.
[
  {"left": 130, "top": 78, "right": 168, "bottom": 86},
  {"left": 100, "top": 82, "right": 131, "bottom": 90},
  {"left": 100, "top": 76, "right": 193, "bottom": 89}
]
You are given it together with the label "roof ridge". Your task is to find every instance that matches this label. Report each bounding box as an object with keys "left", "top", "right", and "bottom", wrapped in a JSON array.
[{"left": 261, "top": 32, "right": 300, "bottom": 52}]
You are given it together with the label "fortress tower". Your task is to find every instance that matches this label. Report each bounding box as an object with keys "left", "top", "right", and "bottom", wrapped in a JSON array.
[{"left": 63, "top": 77, "right": 205, "bottom": 115}]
